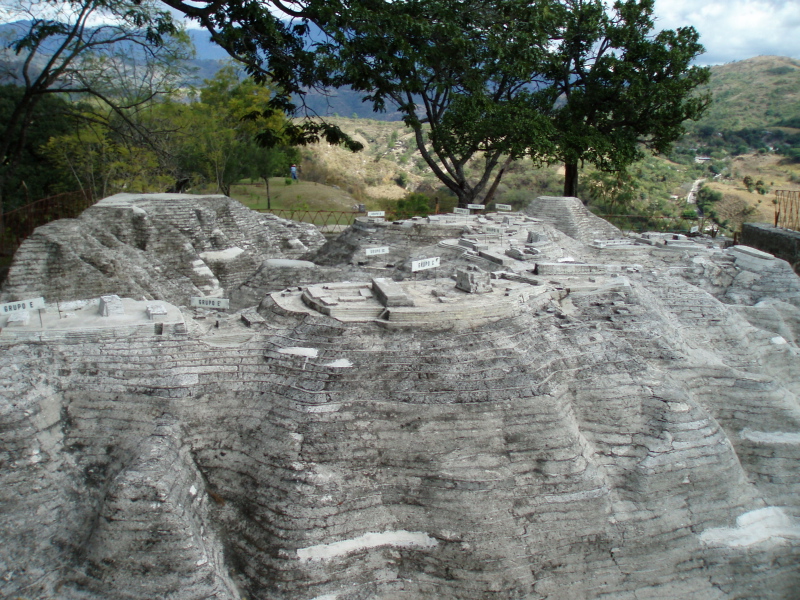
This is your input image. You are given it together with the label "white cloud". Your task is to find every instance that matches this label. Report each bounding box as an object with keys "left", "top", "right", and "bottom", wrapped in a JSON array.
[{"left": 654, "top": 0, "right": 800, "bottom": 64}]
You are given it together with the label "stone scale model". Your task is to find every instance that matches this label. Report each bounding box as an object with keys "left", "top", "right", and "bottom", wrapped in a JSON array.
[{"left": 0, "top": 194, "right": 799, "bottom": 599}]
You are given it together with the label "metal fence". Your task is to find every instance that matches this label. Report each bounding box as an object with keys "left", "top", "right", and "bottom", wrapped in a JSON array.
[
  {"left": 0, "top": 190, "right": 94, "bottom": 258},
  {"left": 774, "top": 190, "right": 800, "bottom": 231},
  {"left": 597, "top": 214, "right": 713, "bottom": 234},
  {"left": 258, "top": 208, "right": 364, "bottom": 232}
]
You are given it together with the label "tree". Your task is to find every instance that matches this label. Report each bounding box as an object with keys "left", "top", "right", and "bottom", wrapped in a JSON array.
[
  {"left": 0, "top": 0, "right": 187, "bottom": 222},
  {"left": 543, "top": 0, "right": 711, "bottom": 198},
  {"left": 318, "top": 0, "right": 556, "bottom": 206},
  {"left": 0, "top": 85, "right": 77, "bottom": 208},
  {"left": 157, "top": 0, "right": 362, "bottom": 152},
  {"left": 186, "top": 66, "right": 299, "bottom": 196},
  {"left": 43, "top": 66, "right": 301, "bottom": 199}
]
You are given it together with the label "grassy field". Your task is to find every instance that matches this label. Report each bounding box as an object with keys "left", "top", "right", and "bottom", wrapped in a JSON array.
[{"left": 229, "top": 178, "right": 362, "bottom": 212}]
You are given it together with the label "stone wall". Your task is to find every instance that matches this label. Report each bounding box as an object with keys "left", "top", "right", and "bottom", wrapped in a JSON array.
[{"left": 741, "top": 222, "right": 800, "bottom": 273}]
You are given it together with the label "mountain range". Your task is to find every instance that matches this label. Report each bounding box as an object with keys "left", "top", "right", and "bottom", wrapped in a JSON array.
[{"left": 191, "top": 29, "right": 800, "bottom": 129}]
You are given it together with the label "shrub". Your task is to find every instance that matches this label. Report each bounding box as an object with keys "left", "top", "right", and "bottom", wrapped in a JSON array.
[{"left": 393, "top": 193, "right": 432, "bottom": 219}]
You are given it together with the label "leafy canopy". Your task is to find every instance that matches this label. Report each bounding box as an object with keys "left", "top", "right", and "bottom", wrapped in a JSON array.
[
  {"left": 316, "top": 0, "right": 557, "bottom": 205},
  {"left": 543, "top": 0, "right": 711, "bottom": 196}
]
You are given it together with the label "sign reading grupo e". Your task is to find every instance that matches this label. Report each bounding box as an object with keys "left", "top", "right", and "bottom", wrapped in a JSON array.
[
  {"left": 411, "top": 257, "right": 440, "bottom": 272},
  {"left": 1, "top": 297, "right": 45, "bottom": 313},
  {"left": 190, "top": 297, "right": 230, "bottom": 309}
]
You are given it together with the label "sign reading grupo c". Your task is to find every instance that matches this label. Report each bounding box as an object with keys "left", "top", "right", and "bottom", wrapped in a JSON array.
[
  {"left": 411, "top": 257, "right": 440, "bottom": 272},
  {"left": 190, "top": 297, "right": 230, "bottom": 309}
]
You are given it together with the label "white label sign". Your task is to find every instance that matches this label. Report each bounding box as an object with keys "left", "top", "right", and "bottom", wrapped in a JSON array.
[
  {"left": 190, "top": 297, "right": 230, "bottom": 309},
  {"left": 467, "top": 204, "right": 486, "bottom": 210},
  {"left": 485, "top": 226, "right": 503, "bottom": 234},
  {"left": 453, "top": 207, "right": 470, "bottom": 215},
  {"left": 1, "top": 297, "right": 45, "bottom": 313},
  {"left": 367, "top": 211, "right": 385, "bottom": 218},
  {"left": 411, "top": 257, "right": 440, "bottom": 272},
  {"left": 366, "top": 246, "right": 390, "bottom": 256},
  {"left": 495, "top": 204, "right": 512, "bottom": 211}
]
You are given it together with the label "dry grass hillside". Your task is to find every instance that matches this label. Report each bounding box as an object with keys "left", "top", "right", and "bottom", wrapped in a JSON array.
[
  {"left": 703, "top": 154, "right": 800, "bottom": 229},
  {"left": 690, "top": 55, "right": 800, "bottom": 132},
  {"left": 298, "top": 117, "right": 430, "bottom": 201}
]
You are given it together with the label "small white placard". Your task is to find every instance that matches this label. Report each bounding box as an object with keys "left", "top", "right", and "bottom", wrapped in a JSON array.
[
  {"left": 495, "top": 204, "right": 512, "bottom": 211},
  {"left": 366, "top": 246, "right": 390, "bottom": 256},
  {"left": 690, "top": 226, "right": 699, "bottom": 234},
  {"left": 467, "top": 204, "right": 486, "bottom": 210},
  {"left": 1, "top": 297, "right": 45, "bottom": 314},
  {"left": 411, "top": 257, "right": 440, "bottom": 272},
  {"left": 453, "top": 207, "right": 470, "bottom": 215},
  {"left": 190, "top": 297, "right": 230, "bottom": 309},
  {"left": 484, "top": 226, "right": 503, "bottom": 234},
  {"left": 367, "top": 211, "right": 385, "bottom": 218}
]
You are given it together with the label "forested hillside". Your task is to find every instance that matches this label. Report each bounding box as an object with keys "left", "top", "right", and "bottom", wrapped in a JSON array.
[{"left": 2, "top": 11, "right": 799, "bottom": 239}]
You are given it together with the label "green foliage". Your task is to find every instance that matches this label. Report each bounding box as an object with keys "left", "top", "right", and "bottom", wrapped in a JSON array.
[
  {"left": 586, "top": 170, "right": 638, "bottom": 214},
  {"left": 695, "top": 185, "right": 722, "bottom": 218},
  {"left": 0, "top": 0, "right": 188, "bottom": 212},
  {"left": 0, "top": 86, "right": 76, "bottom": 211},
  {"left": 42, "top": 67, "right": 300, "bottom": 199},
  {"left": 544, "top": 0, "right": 710, "bottom": 196},
  {"left": 393, "top": 193, "right": 433, "bottom": 219},
  {"left": 320, "top": 0, "right": 555, "bottom": 205},
  {"left": 284, "top": 178, "right": 293, "bottom": 186}
]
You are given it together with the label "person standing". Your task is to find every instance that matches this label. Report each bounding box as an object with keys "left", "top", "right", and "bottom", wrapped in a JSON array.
[{"left": 290, "top": 164, "right": 298, "bottom": 180}]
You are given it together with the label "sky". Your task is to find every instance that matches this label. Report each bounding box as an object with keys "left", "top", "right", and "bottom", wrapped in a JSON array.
[
  {"left": 2, "top": 0, "right": 798, "bottom": 67},
  {"left": 177, "top": 0, "right": 800, "bottom": 66},
  {"left": 654, "top": 0, "right": 800, "bottom": 65}
]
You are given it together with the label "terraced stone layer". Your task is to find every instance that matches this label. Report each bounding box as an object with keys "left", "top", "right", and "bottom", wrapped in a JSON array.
[
  {"left": 1, "top": 194, "right": 325, "bottom": 306},
  {"left": 2, "top": 264, "right": 799, "bottom": 599},
  {"left": 1, "top": 196, "right": 800, "bottom": 599}
]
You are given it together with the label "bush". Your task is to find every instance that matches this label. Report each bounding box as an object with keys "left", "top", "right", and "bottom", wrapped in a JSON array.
[
  {"left": 393, "top": 193, "right": 432, "bottom": 219},
  {"left": 284, "top": 177, "right": 293, "bottom": 185}
]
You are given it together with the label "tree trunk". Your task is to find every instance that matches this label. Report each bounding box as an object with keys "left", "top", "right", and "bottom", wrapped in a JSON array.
[
  {"left": 263, "top": 177, "right": 271, "bottom": 210},
  {"left": 483, "top": 157, "right": 513, "bottom": 206},
  {"left": 563, "top": 162, "right": 579, "bottom": 199}
]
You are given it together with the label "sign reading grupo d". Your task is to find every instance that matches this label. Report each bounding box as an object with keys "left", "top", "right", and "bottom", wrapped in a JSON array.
[
  {"left": 411, "top": 257, "right": 440, "bottom": 272},
  {"left": 190, "top": 297, "right": 230, "bottom": 309},
  {"left": 1, "top": 297, "right": 45, "bottom": 313}
]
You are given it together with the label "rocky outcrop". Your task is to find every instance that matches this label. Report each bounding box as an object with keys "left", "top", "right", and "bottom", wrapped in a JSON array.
[
  {"left": 0, "top": 194, "right": 326, "bottom": 306},
  {"left": 1, "top": 201, "right": 799, "bottom": 599}
]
